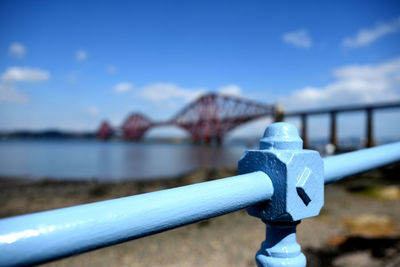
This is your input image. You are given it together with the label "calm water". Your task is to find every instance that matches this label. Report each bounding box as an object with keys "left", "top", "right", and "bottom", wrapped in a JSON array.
[{"left": 0, "top": 140, "right": 249, "bottom": 181}]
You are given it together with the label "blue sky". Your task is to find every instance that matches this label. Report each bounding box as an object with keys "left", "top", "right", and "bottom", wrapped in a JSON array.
[{"left": 0, "top": 0, "right": 400, "bottom": 140}]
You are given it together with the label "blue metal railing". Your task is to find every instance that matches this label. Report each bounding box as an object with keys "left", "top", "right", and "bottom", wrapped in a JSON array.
[
  {"left": 323, "top": 142, "right": 400, "bottom": 184},
  {"left": 0, "top": 172, "right": 274, "bottom": 266},
  {"left": 0, "top": 122, "right": 399, "bottom": 267}
]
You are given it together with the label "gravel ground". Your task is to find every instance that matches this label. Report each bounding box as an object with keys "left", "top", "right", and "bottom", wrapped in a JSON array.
[{"left": 1, "top": 165, "right": 400, "bottom": 266}]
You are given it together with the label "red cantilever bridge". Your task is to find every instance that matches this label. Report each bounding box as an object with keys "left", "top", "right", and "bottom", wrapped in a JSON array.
[
  {"left": 98, "top": 93, "right": 400, "bottom": 147},
  {"left": 98, "top": 93, "right": 276, "bottom": 144}
]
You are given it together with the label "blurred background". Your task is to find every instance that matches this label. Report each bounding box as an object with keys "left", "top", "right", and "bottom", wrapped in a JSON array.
[{"left": 1, "top": 0, "right": 400, "bottom": 266}]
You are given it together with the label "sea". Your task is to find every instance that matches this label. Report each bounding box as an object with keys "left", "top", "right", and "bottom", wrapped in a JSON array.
[
  {"left": 1, "top": 137, "right": 394, "bottom": 181},
  {"left": 0, "top": 139, "right": 249, "bottom": 181}
]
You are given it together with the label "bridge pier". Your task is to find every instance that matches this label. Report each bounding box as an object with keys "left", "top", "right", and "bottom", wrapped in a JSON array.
[
  {"left": 97, "top": 121, "right": 114, "bottom": 140},
  {"left": 330, "top": 111, "right": 338, "bottom": 148},
  {"left": 191, "top": 135, "right": 223, "bottom": 146},
  {"left": 300, "top": 114, "right": 308, "bottom": 148},
  {"left": 366, "top": 108, "right": 374, "bottom": 148}
]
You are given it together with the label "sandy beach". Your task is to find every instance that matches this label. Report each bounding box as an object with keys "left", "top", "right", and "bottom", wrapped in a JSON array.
[{"left": 1, "top": 165, "right": 400, "bottom": 267}]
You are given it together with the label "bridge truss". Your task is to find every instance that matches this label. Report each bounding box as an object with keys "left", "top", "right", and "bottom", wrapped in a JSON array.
[{"left": 98, "top": 93, "right": 274, "bottom": 143}]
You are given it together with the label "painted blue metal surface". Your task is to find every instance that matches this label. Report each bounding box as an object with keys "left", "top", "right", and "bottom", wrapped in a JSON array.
[
  {"left": 256, "top": 222, "right": 306, "bottom": 267},
  {"left": 0, "top": 171, "right": 273, "bottom": 267},
  {"left": 324, "top": 142, "right": 400, "bottom": 184},
  {"left": 239, "top": 122, "right": 324, "bottom": 222},
  {"left": 239, "top": 122, "right": 323, "bottom": 266}
]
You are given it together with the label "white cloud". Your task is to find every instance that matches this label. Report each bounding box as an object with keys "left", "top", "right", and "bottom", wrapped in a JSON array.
[
  {"left": 281, "top": 57, "right": 400, "bottom": 109},
  {"left": 113, "top": 82, "right": 133, "bottom": 93},
  {"left": 76, "top": 50, "right": 88, "bottom": 62},
  {"left": 66, "top": 73, "right": 80, "bottom": 84},
  {"left": 217, "top": 84, "right": 242, "bottom": 97},
  {"left": 283, "top": 29, "right": 312, "bottom": 49},
  {"left": 86, "top": 106, "right": 99, "bottom": 116},
  {"left": 141, "top": 83, "right": 205, "bottom": 104},
  {"left": 0, "top": 66, "right": 49, "bottom": 104},
  {"left": 2, "top": 67, "right": 50, "bottom": 83},
  {"left": 107, "top": 65, "right": 116, "bottom": 73},
  {"left": 343, "top": 16, "right": 400, "bottom": 48},
  {"left": 0, "top": 83, "right": 29, "bottom": 103},
  {"left": 9, "top": 43, "right": 26, "bottom": 59}
]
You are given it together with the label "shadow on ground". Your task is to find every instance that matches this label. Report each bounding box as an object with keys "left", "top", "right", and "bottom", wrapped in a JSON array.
[{"left": 306, "top": 236, "right": 400, "bottom": 266}]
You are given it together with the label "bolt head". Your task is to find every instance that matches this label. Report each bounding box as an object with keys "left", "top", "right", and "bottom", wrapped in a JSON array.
[{"left": 296, "top": 167, "right": 318, "bottom": 206}]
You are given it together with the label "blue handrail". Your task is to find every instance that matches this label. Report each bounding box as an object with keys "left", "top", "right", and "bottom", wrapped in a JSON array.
[
  {"left": 0, "top": 172, "right": 273, "bottom": 266},
  {"left": 0, "top": 122, "right": 399, "bottom": 267},
  {"left": 324, "top": 141, "right": 400, "bottom": 184}
]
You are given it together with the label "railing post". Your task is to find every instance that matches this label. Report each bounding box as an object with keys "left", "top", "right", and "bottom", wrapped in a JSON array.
[
  {"left": 239, "top": 122, "right": 324, "bottom": 267},
  {"left": 366, "top": 108, "right": 374, "bottom": 148}
]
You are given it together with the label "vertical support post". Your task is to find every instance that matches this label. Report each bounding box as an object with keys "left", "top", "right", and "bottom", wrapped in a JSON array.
[
  {"left": 274, "top": 104, "right": 285, "bottom": 122},
  {"left": 301, "top": 114, "right": 308, "bottom": 148},
  {"left": 330, "top": 111, "right": 338, "bottom": 148},
  {"left": 366, "top": 108, "right": 374, "bottom": 148},
  {"left": 256, "top": 221, "right": 306, "bottom": 267},
  {"left": 239, "top": 122, "right": 324, "bottom": 267}
]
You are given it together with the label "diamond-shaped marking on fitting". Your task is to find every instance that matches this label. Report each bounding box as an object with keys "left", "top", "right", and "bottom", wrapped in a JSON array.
[{"left": 296, "top": 167, "right": 317, "bottom": 206}]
